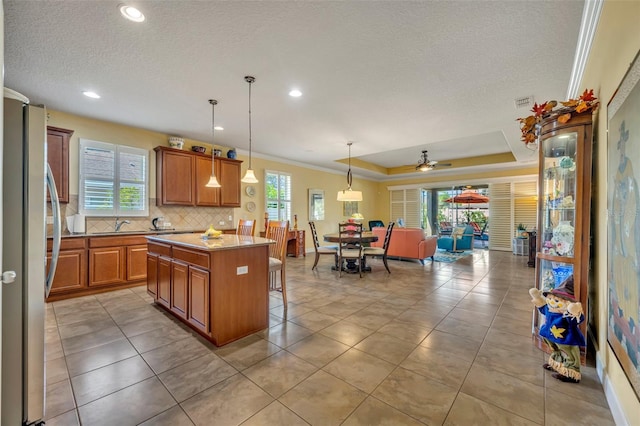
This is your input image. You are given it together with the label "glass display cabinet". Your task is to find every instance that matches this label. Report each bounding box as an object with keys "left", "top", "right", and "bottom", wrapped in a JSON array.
[{"left": 533, "top": 111, "right": 593, "bottom": 360}]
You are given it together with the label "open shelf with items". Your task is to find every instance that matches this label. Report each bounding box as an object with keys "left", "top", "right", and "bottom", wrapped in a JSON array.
[{"left": 533, "top": 111, "right": 593, "bottom": 363}]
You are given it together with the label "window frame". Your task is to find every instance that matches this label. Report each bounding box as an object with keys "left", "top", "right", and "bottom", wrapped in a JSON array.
[
  {"left": 265, "top": 170, "right": 291, "bottom": 222},
  {"left": 78, "top": 138, "right": 149, "bottom": 217}
]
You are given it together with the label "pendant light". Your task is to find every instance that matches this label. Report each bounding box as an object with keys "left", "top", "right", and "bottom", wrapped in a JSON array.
[
  {"left": 205, "top": 99, "right": 221, "bottom": 188},
  {"left": 241, "top": 75, "right": 259, "bottom": 183},
  {"left": 336, "top": 142, "right": 363, "bottom": 201}
]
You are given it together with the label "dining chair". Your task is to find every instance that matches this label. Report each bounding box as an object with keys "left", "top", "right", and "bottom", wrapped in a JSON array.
[
  {"left": 266, "top": 220, "right": 289, "bottom": 307},
  {"left": 309, "top": 221, "right": 337, "bottom": 270},
  {"left": 337, "top": 222, "right": 364, "bottom": 277},
  {"left": 363, "top": 222, "right": 395, "bottom": 273},
  {"left": 236, "top": 218, "right": 256, "bottom": 236}
]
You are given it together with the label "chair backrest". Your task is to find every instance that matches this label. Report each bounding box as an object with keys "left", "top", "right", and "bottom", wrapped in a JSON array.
[
  {"left": 266, "top": 220, "right": 289, "bottom": 260},
  {"left": 308, "top": 221, "right": 321, "bottom": 249},
  {"left": 382, "top": 222, "right": 395, "bottom": 252},
  {"left": 237, "top": 219, "right": 256, "bottom": 236},
  {"left": 338, "top": 222, "right": 364, "bottom": 250},
  {"left": 368, "top": 220, "right": 384, "bottom": 230}
]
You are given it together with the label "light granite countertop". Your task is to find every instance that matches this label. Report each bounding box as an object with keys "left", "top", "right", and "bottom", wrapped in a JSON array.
[{"left": 145, "top": 233, "right": 274, "bottom": 251}]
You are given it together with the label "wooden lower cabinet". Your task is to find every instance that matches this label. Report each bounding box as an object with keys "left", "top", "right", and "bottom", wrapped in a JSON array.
[
  {"left": 89, "top": 246, "right": 126, "bottom": 286},
  {"left": 46, "top": 234, "right": 149, "bottom": 301},
  {"left": 46, "top": 249, "right": 87, "bottom": 294},
  {"left": 146, "top": 237, "right": 269, "bottom": 346},
  {"left": 127, "top": 245, "right": 148, "bottom": 281},
  {"left": 170, "top": 261, "right": 189, "bottom": 319},
  {"left": 146, "top": 253, "right": 158, "bottom": 297},
  {"left": 188, "top": 266, "right": 210, "bottom": 333},
  {"left": 157, "top": 256, "right": 172, "bottom": 309}
]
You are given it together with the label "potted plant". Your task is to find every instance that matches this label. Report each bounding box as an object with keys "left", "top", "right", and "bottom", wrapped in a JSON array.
[{"left": 517, "top": 223, "right": 528, "bottom": 238}]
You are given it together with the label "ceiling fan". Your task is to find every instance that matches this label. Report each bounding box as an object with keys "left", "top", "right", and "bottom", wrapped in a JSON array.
[{"left": 415, "top": 150, "right": 452, "bottom": 171}]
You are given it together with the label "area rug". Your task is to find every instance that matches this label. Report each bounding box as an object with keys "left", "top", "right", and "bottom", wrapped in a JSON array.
[{"left": 433, "top": 249, "right": 474, "bottom": 263}]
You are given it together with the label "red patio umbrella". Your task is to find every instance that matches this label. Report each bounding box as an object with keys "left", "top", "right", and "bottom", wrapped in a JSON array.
[{"left": 445, "top": 190, "right": 489, "bottom": 221}]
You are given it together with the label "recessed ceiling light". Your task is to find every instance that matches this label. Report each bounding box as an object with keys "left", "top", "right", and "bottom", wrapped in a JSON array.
[
  {"left": 82, "top": 91, "right": 101, "bottom": 99},
  {"left": 119, "top": 4, "right": 145, "bottom": 22},
  {"left": 214, "top": 126, "right": 224, "bottom": 131},
  {"left": 289, "top": 89, "right": 302, "bottom": 97}
]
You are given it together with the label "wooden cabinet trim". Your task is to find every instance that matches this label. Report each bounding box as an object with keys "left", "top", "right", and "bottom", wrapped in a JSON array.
[
  {"left": 173, "top": 246, "right": 210, "bottom": 269},
  {"left": 48, "top": 237, "right": 87, "bottom": 251},
  {"left": 89, "top": 235, "right": 148, "bottom": 248},
  {"left": 88, "top": 246, "right": 126, "bottom": 287},
  {"left": 147, "top": 241, "right": 172, "bottom": 257}
]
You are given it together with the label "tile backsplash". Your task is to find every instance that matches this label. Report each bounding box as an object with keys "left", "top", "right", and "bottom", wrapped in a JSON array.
[{"left": 48, "top": 195, "right": 234, "bottom": 235}]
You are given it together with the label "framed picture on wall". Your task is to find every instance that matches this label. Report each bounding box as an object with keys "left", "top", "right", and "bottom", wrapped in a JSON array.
[
  {"left": 607, "top": 49, "right": 640, "bottom": 400},
  {"left": 343, "top": 201, "right": 358, "bottom": 217},
  {"left": 308, "top": 189, "right": 325, "bottom": 221}
]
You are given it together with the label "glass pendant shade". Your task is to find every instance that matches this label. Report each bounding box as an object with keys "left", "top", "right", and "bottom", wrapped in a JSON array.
[
  {"left": 206, "top": 99, "right": 221, "bottom": 188},
  {"left": 336, "top": 142, "right": 363, "bottom": 201},
  {"left": 241, "top": 75, "right": 259, "bottom": 184},
  {"left": 241, "top": 168, "right": 258, "bottom": 184},
  {"left": 206, "top": 175, "right": 221, "bottom": 188},
  {"left": 337, "top": 188, "right": 363, "bottom": 201}
]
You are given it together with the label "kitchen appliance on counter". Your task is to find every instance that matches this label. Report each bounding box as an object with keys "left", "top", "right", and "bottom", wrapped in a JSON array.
[{"left": 2, "top": 88, "right": 62, "bottom": 425}]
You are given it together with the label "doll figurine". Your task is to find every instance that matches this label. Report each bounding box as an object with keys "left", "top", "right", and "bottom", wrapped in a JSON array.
[{"left": 529, "top": 275, "right": 585, "bottom": 383}]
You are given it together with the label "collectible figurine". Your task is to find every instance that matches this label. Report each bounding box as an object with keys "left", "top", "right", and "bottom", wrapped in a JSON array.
[{"left": 529, "top": 275, "right": 585, "bottom": 383}]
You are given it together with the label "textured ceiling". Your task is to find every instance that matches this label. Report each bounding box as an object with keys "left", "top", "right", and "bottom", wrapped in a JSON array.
[{"left": 4, "top": 1, "right": 585, "bottom": 181}]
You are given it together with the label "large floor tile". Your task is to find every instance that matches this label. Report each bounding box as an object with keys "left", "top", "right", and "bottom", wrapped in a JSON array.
[
  {"left": 376, "top": 320, "right": 432, "bottom": 344},
  {"left": 61, "top": 324, "right": 124, "bottom": 356},
  {"left": 141, "top": 336, "right": 211, "bottom": 374},
  {"left": 286, "top": 333, "right": 350, "bottom": 368},
  {"left": 181, "top": 374, "right": 273, "bottom": 425},
  {"left": 65, "top": 338, "right": 137, "bottom": 377},
  {"left": 128, "top": 324, "right": 192, "bottom": 353},
  {"left": 323, "top": 348, "right": 395, "bottom": 393},
  {"left": 77, "top": 377, "right": 176, "bottom": 426},
  {"left": 354, "top": 332, "right": 417, "bottom": 365},
  {"left": 45, "top": 379, "right": 75, "bottom": 420},
  {"left": 242, "top": 401, "right": 308, "bottom": 426},
  {"left": 242, "top": 350, "right": 317, "bottom": 398},
  {"left": 401, "top": 344, "right": 473, "bottom": 389},
  {"left": 139, "top": 405, "right": 195, "bottom": 425},
  {"left": 279, "top": 370, "right": 367, "bottom": 425},
  {"left": 319, "top": 320, "right": 376, "bottom": 346},
  {"left": 259, "top": 321, "right": 314, "bottom": 348},
  {"left": 545, "top": 388, "right": 615, "bottom": 426},
  {"left": 461, "top": 364, "right": 544, "bottom": 424},
  {"left": 372, "top": 367, "right": 458, "bottom": 425},
  {"left": 71, "top": 355, "right": 154, "bottom": 406},
  {"left": 214, "top": 334, "right": 281, "bottom": 370},
  {"left": 444, "top": 392, "right": 539, "bottom": 425},
  {"left": 158, "top": 353, "right": 237, "bottom": 402},
  {"left": 342, "top": 396, "right": 424, "bottom": 425}
]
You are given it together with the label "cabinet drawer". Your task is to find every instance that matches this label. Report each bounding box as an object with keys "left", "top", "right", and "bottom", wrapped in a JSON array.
[
  {"left": 90, "top": 235, "right": 148, "bottom": 248},
  {"left": 48, "top": 237, "right": 87, "bottom": 251},
  {"left": 173, "top": 246, "right": 209, "bottom": 269},
  {"left": 148, "top": 241, "right": 171, "bottom": 257}
]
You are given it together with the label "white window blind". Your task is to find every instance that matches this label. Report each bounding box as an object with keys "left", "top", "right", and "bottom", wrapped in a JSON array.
[
  {"left": 390, "top": 188, "right": 421, "bottom": 228},
  {"left": 265, "top": 170, "right": 291, "bottom": 222},
  {"left": 488, "top": 180, "right": 537, "bottom": 251},
  {"left": 79, "top": 139, "right": 149, "bottom": 217}
]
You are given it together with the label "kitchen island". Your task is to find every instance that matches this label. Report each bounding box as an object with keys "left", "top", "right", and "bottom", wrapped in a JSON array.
[{"left": 146, "top": 233, "right": 273, "bottom": 346}]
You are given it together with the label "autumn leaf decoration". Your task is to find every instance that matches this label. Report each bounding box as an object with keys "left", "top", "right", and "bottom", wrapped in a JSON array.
[{"left": 516, "top": 89, "right": 599, "bottom": 147}]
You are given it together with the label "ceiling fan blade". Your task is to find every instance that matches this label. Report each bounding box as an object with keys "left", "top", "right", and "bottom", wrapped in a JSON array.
[{"left": 437, "top": 162, "right": 452, "bottom": 167}]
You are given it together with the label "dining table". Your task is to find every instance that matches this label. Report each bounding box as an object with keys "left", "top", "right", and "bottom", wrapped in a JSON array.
[{"left": 323, "top": 231, "right": 379, "bottom": 273}]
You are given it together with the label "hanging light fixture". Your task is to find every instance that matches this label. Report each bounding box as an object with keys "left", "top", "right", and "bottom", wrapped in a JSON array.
[
  {"left": 205, "top": 99, "right": 221, "bottom": 188},
  {"left": 241, "top": 75, "right": 259, "bottom": 184},
  {"left": 336, "top": 142, "right": 363, "bottom": 201}
]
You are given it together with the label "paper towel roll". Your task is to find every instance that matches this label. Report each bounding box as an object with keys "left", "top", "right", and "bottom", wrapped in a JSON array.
[
  {"left": 74, "top": 214, "right": 86, "bottom": 233},
  {"left": 66, "top": 215, "right": 75, "bottom": 233}
]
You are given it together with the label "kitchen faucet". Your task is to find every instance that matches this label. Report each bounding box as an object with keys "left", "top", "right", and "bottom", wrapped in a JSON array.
[{"left": 115, "top": 217, "right": 130, "bottom": 232}]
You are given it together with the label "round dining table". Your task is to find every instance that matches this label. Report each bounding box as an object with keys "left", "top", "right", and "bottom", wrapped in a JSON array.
[{"left": 323, "top": 232, "right": 379, "bottom": 273}]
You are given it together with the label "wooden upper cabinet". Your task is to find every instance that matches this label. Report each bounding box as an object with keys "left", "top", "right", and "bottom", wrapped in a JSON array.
[
  {"left": 155, "top": 146, "right": 241, "bottom": 207},
  {"left": 195, "top": 156, "right": 220, "bottom": 206},
  {"left": 155, "top": 147, "right": 194, "bottom": 206},
  {"left": 219, "top": 158, "right": 241, "bottom": 207},
  {"left": 47, "top": 126, "right": 73, "bottom": 203}
]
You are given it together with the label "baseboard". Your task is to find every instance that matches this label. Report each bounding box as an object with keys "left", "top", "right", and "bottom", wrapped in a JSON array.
[{"left": 596, "top": 351, "right": 630, "bottom": 426}]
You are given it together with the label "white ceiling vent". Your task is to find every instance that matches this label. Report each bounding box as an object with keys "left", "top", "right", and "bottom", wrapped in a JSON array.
[{"left": 514, "top": 95, "right": 534, "bottom": 109}]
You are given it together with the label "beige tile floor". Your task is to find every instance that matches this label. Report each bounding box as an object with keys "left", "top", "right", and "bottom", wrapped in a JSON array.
[{"left": 44, "top": 250, "right": 616, "bottom": 425}]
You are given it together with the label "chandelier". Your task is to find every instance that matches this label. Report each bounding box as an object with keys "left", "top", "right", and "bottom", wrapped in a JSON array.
[{"left": 336, "top": 142, "right": 362, "bottom": 201}]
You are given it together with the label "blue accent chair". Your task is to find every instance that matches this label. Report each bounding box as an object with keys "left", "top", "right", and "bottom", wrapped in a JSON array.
[{"left": 437, "top": 225, "right": 475, "bottom": 252}]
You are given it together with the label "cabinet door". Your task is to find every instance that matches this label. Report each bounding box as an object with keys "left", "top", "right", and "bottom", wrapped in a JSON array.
[
  {"left": 157, "top": 256, "right": 171, "bottom": 308},
  {"left": 146, "top": 253, "right": 158, "bottom": 298},
  {"left": 127, "top": 244, "right": 148, "bottom": 281},
  {"left": 195, "top": 155, "right": 220, "bottom": 206},
  {"left": 219, "top": 159, "right": 241, "bottom": 207},
  {"left": 46, "top": 126, "right": 73, "bottom": 203},
  {"left": 171, "top": 260, "right": 188, "bottom": 319},
  {"left": 158, "top": 149, "right": 194, "bottom": 205},
  {"left": 188, "top": 266, "right": 210, "bottom": 334},
  {"left": 46, "top": 249, "right": 87, "bottom": 294},
  {"left": 89, "top": 246, "right": 125, "bottom": 286}
]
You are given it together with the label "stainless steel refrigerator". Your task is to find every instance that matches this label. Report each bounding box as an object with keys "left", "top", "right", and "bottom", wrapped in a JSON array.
[{"left": 2, "top": 89, "right": 61, "bottom": 425}]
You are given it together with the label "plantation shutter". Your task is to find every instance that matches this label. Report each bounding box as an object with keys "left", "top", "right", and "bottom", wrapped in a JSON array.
[
  {"left": 389, "top": 189, "right": 421, "bottom": 228},
  {"left": 489, "top": 180, "right": 538, "bottom": 251},
  {"left": 514, "top": 181, "right": 538, "bottom": 233}
]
